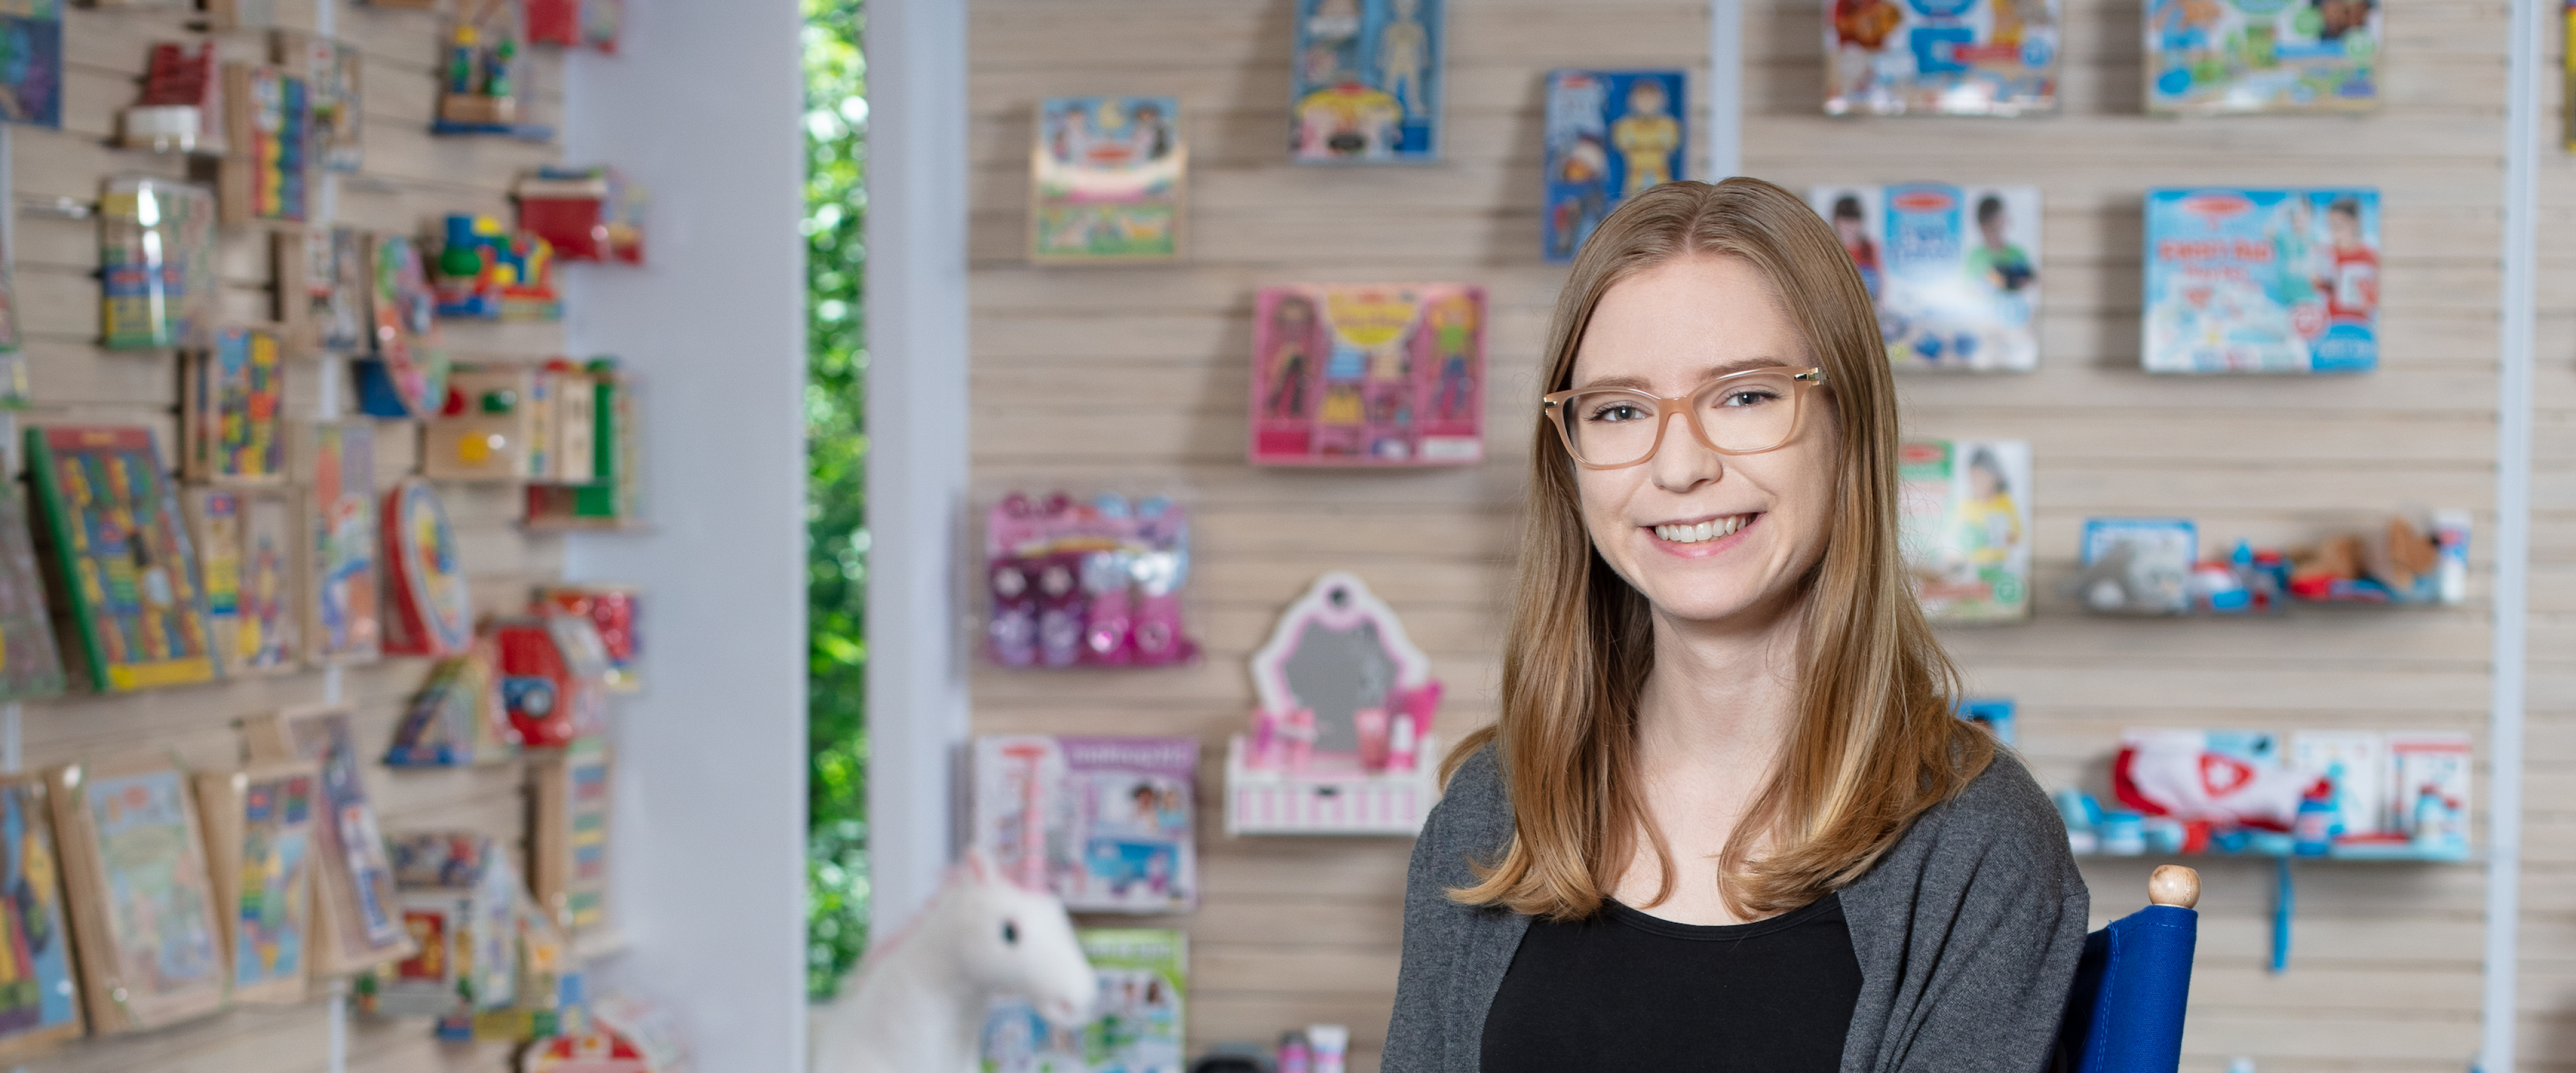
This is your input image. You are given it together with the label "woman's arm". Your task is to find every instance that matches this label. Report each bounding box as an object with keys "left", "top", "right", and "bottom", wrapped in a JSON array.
[{"left": 1382, "top": 785, "right": 1458, "bottom": 1073}]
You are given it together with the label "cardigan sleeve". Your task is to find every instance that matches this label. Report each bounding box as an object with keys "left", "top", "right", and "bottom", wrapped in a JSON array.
[{"left": 1381, "top": 786, "right": 1458, "bottom": 1073}]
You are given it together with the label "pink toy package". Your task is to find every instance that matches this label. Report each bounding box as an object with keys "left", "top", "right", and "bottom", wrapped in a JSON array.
[
  {"left": 1249, "top": 283, "right": 1486, "bottom": 467},
  {"left": 984, "top": 491, "right": 1196, "bottom": 669}
]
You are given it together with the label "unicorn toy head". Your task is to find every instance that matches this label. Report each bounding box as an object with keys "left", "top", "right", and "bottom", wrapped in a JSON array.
[{"left": 820, "top": 849, "right": 1096, "bottom": 1073}]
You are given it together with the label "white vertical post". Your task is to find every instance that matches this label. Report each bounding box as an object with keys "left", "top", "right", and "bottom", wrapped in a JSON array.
[
  {"left": 863, "top": 0, "right": 973, "bottom": 936},
  {"left": 1706, "top": 0, "right": 1742, "bottom": 180},
  {"left": 2484, "top": 0, "right": 2541, "bottom": 1070},
  {"left": 314, "top": 3, "right": 347, "bottom": 1070}
]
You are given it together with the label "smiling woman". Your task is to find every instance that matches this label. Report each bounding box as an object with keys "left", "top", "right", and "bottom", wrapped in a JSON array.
[{"left": 1382, "top": 178, "right": 2088, "bottom": 1073}]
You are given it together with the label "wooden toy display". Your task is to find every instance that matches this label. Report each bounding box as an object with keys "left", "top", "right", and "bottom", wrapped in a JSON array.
[
  {"left": 524, "top": 359, "right": 641, "bottom": 529},
  {"left": 432, "top": 213, "right": 562, "bottom": 322},
  {"left": 358, "top": 232, "right": 450, "bottom": 418},
  {"left": 382, "top": 832, "right": 520, "bottom": 1019},
  {"left": 385, "top": 642, "right": 515, "bottom": 767},
  {"left": 0, "top": 775, "right": 84, "bottom": 1060},
  {"left": 526, "top": 0, "right": 624, "bottom": 52},
  {"left": 425, "top": 364, "right": 544, "bottom": 480},
  {"left": 191, "top": 760, "right": 321, "bottom": 1005},
  {"left": 276, "top": 31, "right": 362, "bottom": 174},
  {"left": 0, "top": 4, "right": 60, "bottom": 129},
  {"left": 117, "top": 41, "right": 221, "bottom": 152},
  {"left": 25, "top": 427, "right": 221, "bottom": 692},
  {"left": 529, "top": 737, "right": 612, "bottom": 940},
  {"left": 49, "top": 756, "right": 227, "bottom": 1033},
  {"left": 1226, "top": 571, "right": 1442, "bottom": 836},
  {"left": 246, "top": 710, "right": 415, "bottom": 976},
  {"left": 1248, "top": 283, "right": 1485, "bottom": 465},
  {"left": 181, "top": 326, "right": 288, "bottom": 484},
  {"left": 182, "top": 486, "right": 300, "bottom": 675},
  {"left": 1029, "top": 96, "right": 1184, "bottom": 264},
  {"left": 217, "top": 62, "right": 311, "bottom": 225},
  {"left": 515, "top": 167, "right": 645, "bottom": 264},
  {"left": 491, "top": 613, "right": 612, "bottom": 748},
  {"left": 0, "top": 483, "right": 66, "bottom": 701},
  {"left": 433, "top": 0, "right": 550, "bottom": 139},
  {"left": 299, "top": 421, "right": 381, "bottom": 664},
  {"left": 98, "top": 177, "right": 219, "bottom": 350},
  {"left": 535, "top": 583, "right": 639, "bottom": 689},
  {"left": 381, "top": 478, "right": 473, "bottom": 657},
  {"left": 279, "top": 226, "right": 370, "bottom": 353}
]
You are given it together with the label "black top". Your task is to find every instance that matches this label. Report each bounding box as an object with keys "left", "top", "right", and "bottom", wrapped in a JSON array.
[{"left": 1479, "top": 892, "right": 1863, "bottom": 1073}]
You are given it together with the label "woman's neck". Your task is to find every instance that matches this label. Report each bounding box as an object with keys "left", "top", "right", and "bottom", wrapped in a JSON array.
[{"left": 1634, "top": 595, "right": 1807, "bottom": 771}]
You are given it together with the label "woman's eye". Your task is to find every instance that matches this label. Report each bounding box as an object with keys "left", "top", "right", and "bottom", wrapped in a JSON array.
[
  {"left": 1586, "top": 403, "right": 1646, "bottom": 422},
  {"left": 1714, "top": 390, "right": 1780, "bottom": 408}
]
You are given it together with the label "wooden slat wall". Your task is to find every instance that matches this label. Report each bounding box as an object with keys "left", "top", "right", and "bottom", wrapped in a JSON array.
[
  {"left": 2527, "top": 19, "right": 2576, "bottom": 1073},
  {"left": 968, "top": 2, "right": 2539, "bottom": 1072},
  {"left": 15, "top": 3, "right": 568, "bottom": 1071}
]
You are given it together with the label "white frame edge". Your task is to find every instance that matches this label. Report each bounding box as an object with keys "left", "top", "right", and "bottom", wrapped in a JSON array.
[
  {"left": 2484, "top": 0, "right": 2540, "bottom": 1069},
  {"left": 1707, "top": 0, "right": 1743, "bottom": 180}
]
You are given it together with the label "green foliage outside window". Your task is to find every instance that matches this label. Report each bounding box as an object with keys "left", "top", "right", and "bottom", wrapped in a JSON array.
[{"left": 804, "top": 0, "right": 870, "bottom": 1001}]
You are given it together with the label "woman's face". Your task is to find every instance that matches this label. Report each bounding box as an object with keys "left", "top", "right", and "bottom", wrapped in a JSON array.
[{"left": 1569, "top": 255, "right": 1840, "bottom": 627}]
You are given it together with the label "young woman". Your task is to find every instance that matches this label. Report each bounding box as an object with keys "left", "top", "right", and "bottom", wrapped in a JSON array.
[{"left": 1383, "top": 178, "right": 2086, "bottom": 1073}]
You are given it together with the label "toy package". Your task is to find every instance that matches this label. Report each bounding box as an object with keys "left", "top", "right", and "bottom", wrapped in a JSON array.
[
  {"left": 301, "top": 421, "right": 381, "bottom": 664},
  {"left": 183, "top": 486, "right": 299, "bottom": 675},
  {"left": 118, "top": 40, "right": 223, "bottom": 153},
  {"left": 99, "top": 177, "right": 219, "bottom": 350},
  {"left": 50, "top": 758, "right": 227, "bottom": 1033},
  {"left": 0, "top": 482, "right": 64, "bottom": 701},
  {"left": 0, "top": 775, "right": 81, "bottom": 1060},
  {"left": 218, "top": 63, "right": 309, "bottom": 225},
  {"left": 972, "top": 735, "right": 1199, "bottom": 915},
  {"left": 182, "top": 327, "right": 288, "bottom": 484},
  {"left": 2290, "top": 730, "right": 2385, "bottom": 840},
  {"left": 535, "top": 583, "right": 640, "bottom": 689},
  {"left": 280, "top": 227, "right": 371, "bottom": 353},
  {"left": 2145, "top": 188, "right": 2379, "bottom": 374},
  {"left": 192, "top": 760, "right": 320, "bottom": 1005},
  {"left": 492, "top": 614, "right": 612, "bottom": 748},
  {"left": 1244, "top": 571, "right": 1442, "bottom": 778},
  {"left": 2385, "top": 733, "right": 2470, "bottom": 856},
  {"left": 981, "top": 928, "right": 1186, "bottom": 1073},
  {"left": 247, "top": 708, "right": 415, "bottom": 974},
  {"left": 527, "top": 0, "right": 623, "bottom": 52},
  {"left": 1810, "top": 183, "right": 2041, "bottom": 372},
  {"left": 25, "top": 426, "right": 221, "bottom": 691},
  {"left": 1250, "top": 284, "right": 1483, "bottom": 465},
  {"left": 2147, "top": 0, "right": 2378, "bottom": 115},
  {"left": 1289, "top": 0, "right": 1442, "bottom": 163},
  {"left": 1957, "top": 698, "right": 2015, "bottom": 746},
  {"left": 516, "top": 166, "right": 645, "bottom": 264},
  {"left": 385, "top": 641, "right": 515, "bottom": 767},
  {"left": 1825, "top": 0, "right": 2059, "bottom": 117},
  {"left": 1897, "top": 438, "right": 2031, "bottom": 624},
  {"left": 2073, "top": 517, "right": 2196, "bottom": 615},
  {"left": 1542, "top": 70, "right": 1685, "bottom": 264},
  {"left": 525, "top": 361, "right": 643, "bottom": 530},
  {"left": 985, "top": 492, "right": 1197, "bottom": 669},
  {"left": 434, "top": 0, "right": 545, "bottom": 137},
  {"left": 433, "top": 213, "right": 561, "bottom": 321},
  {"left": 278, "top": 31, "right": 362, "bottom": 173},
  {"left": 0, "top": 5, "right": 60, "bottom": 128},
  {"left": 381, "top": 478, "right": 472, "bottom": 657},
  {"left": 356, "top": 231, "right": 451, "bottom": 418},
  {"left": 1031, "top": 96, "right": 1184, "bottom": 264},
  {"left": 529, "top": 737, "right": 612, "bottom": 937},
  {"left": 382, "top": 832, "right": 519, "bottom": 1017}
]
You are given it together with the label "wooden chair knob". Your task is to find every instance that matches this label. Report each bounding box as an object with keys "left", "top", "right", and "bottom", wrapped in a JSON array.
[{"left": 2149, "top": 864, "right": 2200, "bottom": 909}]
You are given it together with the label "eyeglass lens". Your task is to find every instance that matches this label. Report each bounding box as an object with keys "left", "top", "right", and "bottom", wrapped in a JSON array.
[{"left": 1557, "top": 372, "right": 1801, "bottom": 466}]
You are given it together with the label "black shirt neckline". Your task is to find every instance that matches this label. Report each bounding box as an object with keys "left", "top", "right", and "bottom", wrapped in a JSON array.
[{"left": 1599, "top": 890, "right": 1845, "bottom": 942}]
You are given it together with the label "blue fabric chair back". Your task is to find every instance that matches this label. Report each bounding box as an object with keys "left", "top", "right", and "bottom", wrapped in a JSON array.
[{"left": 2058, "top": 903, "right": 2198, "bottom": 1073}]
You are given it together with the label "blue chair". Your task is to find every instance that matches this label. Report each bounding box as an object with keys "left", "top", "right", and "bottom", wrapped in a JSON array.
[{"left": 2058, "top": 865, "right": 2200, "bottom": 1073}]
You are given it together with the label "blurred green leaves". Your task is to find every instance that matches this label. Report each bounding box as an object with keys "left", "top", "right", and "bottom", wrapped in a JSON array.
[{"left": 804, "top": 0, "right": 870, "bottom": 1001}]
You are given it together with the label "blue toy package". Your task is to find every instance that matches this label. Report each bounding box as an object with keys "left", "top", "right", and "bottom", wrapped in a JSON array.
[
  {"left": 1542, "top": 70, "right": 1686, "bottom": 263},
  {"left": 1290, "top": 0, "right": 1442, "bottom": 164},
  {"left": 2145, "top": 188, "right": 2380, "bottom": 374},
  {"left": 1957, "top": 697, "right": 2016, "bottom": 746},
  {"left": 2075, "top": 518, "right": 2197, "bottom": 615},
  {"left": 1811, "top": 183, "right": 2042, "bottom": 372}
]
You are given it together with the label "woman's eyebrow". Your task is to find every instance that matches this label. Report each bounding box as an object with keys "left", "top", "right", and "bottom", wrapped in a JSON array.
[{"left": 1568, "top": 359, "right": 1790, "bottom": 392}]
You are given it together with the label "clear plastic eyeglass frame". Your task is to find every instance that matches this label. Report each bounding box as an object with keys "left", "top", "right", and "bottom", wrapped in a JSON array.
[{"left": 1540, "top": 366, "right": 1828, "bottom": 469}]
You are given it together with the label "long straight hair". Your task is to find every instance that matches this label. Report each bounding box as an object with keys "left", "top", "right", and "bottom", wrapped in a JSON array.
[{"left": 1446, "top": 178, "right": 1993, "bottom": 921}]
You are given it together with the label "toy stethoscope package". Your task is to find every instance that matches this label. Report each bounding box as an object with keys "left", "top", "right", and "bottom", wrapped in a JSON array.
[{"left": 983, "top": 491, "right": 1197, "bottom": 669}]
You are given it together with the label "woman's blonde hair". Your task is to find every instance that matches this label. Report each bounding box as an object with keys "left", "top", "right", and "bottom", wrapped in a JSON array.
[{"left": 1446, "top": 177, "right": 1993, "bottom": 921}]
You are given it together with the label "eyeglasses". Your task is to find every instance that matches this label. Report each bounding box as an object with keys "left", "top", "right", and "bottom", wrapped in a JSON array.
[{"left": 1541, "top": 367, "right": 1827, "bottom": 469}]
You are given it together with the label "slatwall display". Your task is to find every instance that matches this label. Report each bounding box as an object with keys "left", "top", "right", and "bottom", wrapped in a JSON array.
[
  {"left": 966, "top": 2, "right": 2539, "bottom": 1071},
  {"left": 15, "top": 4, "right": 565, "bottom": 1072}
]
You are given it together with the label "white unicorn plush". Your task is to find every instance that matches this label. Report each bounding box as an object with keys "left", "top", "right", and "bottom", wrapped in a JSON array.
[{"left": 819, "top": 850, "right": 1097, "bottom": 1073}]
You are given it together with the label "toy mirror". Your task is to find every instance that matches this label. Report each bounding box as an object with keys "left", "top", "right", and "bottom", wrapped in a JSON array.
[{"left": 1248, "top": 572, "right": 1434, "bottom": 767}]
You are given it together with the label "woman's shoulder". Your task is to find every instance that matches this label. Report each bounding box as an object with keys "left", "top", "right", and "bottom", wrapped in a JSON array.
[
  {"left": 1893, "top": 748, "right": 2081, "bottom": 883},
  {"left": 1419, "top": 740, "right": 1515, "bottom": 864}
]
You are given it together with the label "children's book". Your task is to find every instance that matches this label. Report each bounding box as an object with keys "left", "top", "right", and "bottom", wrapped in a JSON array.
[
  {"left": 2144, "top": 188, "right": 2379, "bottom": 374},
  {"left": 0, "top": 6, "right": 61, "bottom": 129},
  {"left": 183, "top": 327, "right": 287, "bottom": 484},
  {"left": 1030, "top": 96, "right": 1183, "bottom": 264},
  {"left": 25, "top": 426, "right": 221, "bottom": 691},
  {"left": 192, "top": 760, "right": 320, "bottom": 1005},
  {"left": 99, "top": 177, "right": 219, "bottom": 350},
  {"left": 0, "top": 482, "right": 64, "bottom": 701},
  {"left": 973, "top": 736, "right": 1199, "bottom": 915},
  {"left": 246, "top": 708, "right": 415, "bottom": 975},
  {"left": 981, "top": 928, "right": 1186, "bottom": 1073},
  {"left": 50, "top": 757, "right": 227, "bottom": 1033},
  {"left": 1542, "top": 70, "right": 1685, "bottom": 264},
  {"left": 1249, "top": 284, "right": 1483, "bottom": 466},
  {"left": 1897, "top": 438, "right": 2031, "bottom": 624},
  {"left": 301, "top": 421, "right": 381, "bottom": 664},
  {"left": 2147, "top": 0, "right": 2378, "bottom": 115},
  {"left": 1825, "top": 0, "right": 2059, "bottom": 117},
  {"left": 1810, "top": 183, "right": 2041, "bottom": 372},
  {"left": 183, "top": 486, "right": 298, "bottom": 675},
  {"left": 0, "top": 774, "right": 83, "bottom": 1060},
  {"left": 380, "top": 478, "right": 472, "bottom": 657},
  {"left": 1290, "top": 0, "right": 1442, "bottom": 163},
  {"left": 218, "top": 63, "right": 309, "bottom": 225}
]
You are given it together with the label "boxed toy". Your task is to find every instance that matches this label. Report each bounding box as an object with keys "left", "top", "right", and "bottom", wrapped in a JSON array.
[
  {"left": 1810, "top": 184, "right": 2041, "bottom": 372},
  {"left": 1898, "top": 438, "right": 2031, "bottom": 623},
  {"left": 981, "top": 929, "right": 1185, "bottom": 1073},
  {"left": 1250, "top": 284, "right": 1484, "bottom": 465},
  {"left": 2145, "top": 188, "right": 2379, "bottom": 374},
  {"left": 1825, "top": 0, "right": 2059, "bottom": 117},
  {"left": 972, "top": 736, "right": 1198, "bottom": 914}
]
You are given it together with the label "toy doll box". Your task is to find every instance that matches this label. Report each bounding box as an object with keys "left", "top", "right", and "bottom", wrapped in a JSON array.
[
  {"left": 971, "top": 735, "right": 1199, "bottom": 913},
  {"left": 2144, "top": 188, "right": 2380, "bottom": 374},
  {"left": 1249, "top": 283, "right": 1485, "bottom": 467},
  {"left": 1224, "top": 734, "right": 1440, "bottom": 836}
]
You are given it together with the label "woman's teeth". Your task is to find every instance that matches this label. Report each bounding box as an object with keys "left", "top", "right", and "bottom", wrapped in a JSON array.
[{"left": 1654, "top": 515, "right": 1750, "bottom": 544}]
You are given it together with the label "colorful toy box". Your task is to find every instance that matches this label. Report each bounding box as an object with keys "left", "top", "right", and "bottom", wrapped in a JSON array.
[
  {"left": 1249, "top": 284, "right": 1483, "bottom": 465},
  {"left": 2145, "top": 187, "right": 2379, "bottom": 374}
]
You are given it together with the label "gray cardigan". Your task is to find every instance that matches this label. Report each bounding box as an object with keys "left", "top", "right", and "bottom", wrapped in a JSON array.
[{"left": 1383, "top": 744, "right": 2089, "bottom": 1073}]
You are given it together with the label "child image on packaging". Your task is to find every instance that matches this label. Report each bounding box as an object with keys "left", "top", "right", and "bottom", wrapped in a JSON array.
[
  {"left": 1808, "top": 184, "right": 2042, "bottom": 372},
  {"left": 2144, "top": 188, "right": 2379, "bottom": 374},
  {"left": 1898, "top": 439, "right": 2031, "bottom": 623},
  {"left": 1030, "top": 95, "right": 1183, "bottom": 264},
  {"left": 1541, "top": 70, "right": 1686, "bottom": 263},
  {"left": 1290, "top": 0, "right": 1442, "bottom": 163},
  {"left": 1830, "top": 194, "right": 1880, "bottom": 300}
]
